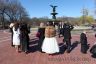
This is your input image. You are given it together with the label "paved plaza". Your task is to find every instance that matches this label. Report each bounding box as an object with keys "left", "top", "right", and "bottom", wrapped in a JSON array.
[{"left": 0, "top": 30, "right": 96, "bottom": 64}]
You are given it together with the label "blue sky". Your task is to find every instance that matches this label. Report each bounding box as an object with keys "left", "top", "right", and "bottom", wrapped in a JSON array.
[{"left": 19, "top": 0, "right": 94, "bottom": 18}]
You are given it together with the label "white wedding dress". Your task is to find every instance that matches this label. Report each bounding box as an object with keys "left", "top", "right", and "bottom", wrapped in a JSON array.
[{"left": 42, "top": 37, "right": 59, "bottom": 54}]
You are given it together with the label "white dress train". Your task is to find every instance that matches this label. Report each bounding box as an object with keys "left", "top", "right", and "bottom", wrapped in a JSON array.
[{"left": 42, "top": 37, "right": 59, "bottom": 54}]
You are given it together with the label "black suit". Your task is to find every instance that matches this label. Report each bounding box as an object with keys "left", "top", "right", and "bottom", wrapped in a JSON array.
[
  {"left": 62, "top": 23, "right": 74, "bottom": 52},
  {"left": 37, "top": 27, "right": 45, "bottom": 51}
]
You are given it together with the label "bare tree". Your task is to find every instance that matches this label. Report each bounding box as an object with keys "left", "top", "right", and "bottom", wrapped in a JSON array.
[
  {"left": 5, "top": 0, "right": 28, "bottom": 22},
  {"left": 0, "top": 0, "right": 8, "bottom": 29},
  {"left": 0, "top": 0, "right": 29, "bottom": 29}
]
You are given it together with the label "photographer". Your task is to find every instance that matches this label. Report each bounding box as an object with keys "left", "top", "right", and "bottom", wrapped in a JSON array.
[{"left": 62, "top": 22, "right": 74, "bottom": 53}]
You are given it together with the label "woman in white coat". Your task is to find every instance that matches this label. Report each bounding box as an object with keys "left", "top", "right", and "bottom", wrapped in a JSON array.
[{"left": 13, "top": 22, "right": 20, "bottom": 52}]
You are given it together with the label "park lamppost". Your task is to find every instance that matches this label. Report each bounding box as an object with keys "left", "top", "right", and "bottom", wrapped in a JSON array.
[
  {"left": 94, "top": 0, "right": 96, "bottom": 21},
  {"left": 82, "top": 7, "right": 88, "bottom": 25}
]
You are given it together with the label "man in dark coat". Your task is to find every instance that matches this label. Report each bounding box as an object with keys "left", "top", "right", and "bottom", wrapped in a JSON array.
[
  {"left": 37, "top": 22, "right": 45, "bottom": 52},
  {"left": 80, "top": 31, "right": 88, "bottom": 54},
  {"left": 62, "top": 22, "right": 74, "bottom": 53}
]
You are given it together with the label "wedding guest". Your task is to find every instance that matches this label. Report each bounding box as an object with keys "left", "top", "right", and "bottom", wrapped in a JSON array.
[
  {"left": 12, "top": 22, "right": 20, "bottom": 52},
  {"left": 20, "top": 23, "right": 30, "bottom": 53},
  {"left": 80, "top": 31, "right": 88, "bottom": 54},
  {"left": 37, "top": 22, "right": 45, "bottom": 52}
]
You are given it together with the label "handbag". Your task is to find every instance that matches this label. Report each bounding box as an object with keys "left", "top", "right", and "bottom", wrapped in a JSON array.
[{"left": 36, "top": 32, "right": 40, "bottom": 37}]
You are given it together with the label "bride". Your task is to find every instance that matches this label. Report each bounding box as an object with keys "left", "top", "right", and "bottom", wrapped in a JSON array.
[{"left": 42, "top": 21, "right": 59, "bottom": 54}]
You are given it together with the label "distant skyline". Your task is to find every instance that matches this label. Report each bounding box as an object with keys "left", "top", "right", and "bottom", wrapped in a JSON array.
[{"left": 19, "top": 0, "right": 95, "bottom": 18}]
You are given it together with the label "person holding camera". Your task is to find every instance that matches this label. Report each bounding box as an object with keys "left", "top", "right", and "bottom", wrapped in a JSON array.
[{"left": 62, "top": 22, "right": 74, "bottom": 53}]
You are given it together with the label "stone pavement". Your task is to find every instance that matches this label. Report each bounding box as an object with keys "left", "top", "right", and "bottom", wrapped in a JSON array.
[{"left": 0, "top": 30, "right": 96, "bottom": 64}]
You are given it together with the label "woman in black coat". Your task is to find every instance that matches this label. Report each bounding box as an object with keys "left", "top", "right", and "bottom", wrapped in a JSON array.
[
  {"left": 20, "top": 23, "right": 30, "bottom": 53},
  {"left": 37, "top": 22, "right": 45, "bottom": 52},
  {"left": 80, "top": 31, "right": 88, "bottom": 54}
]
